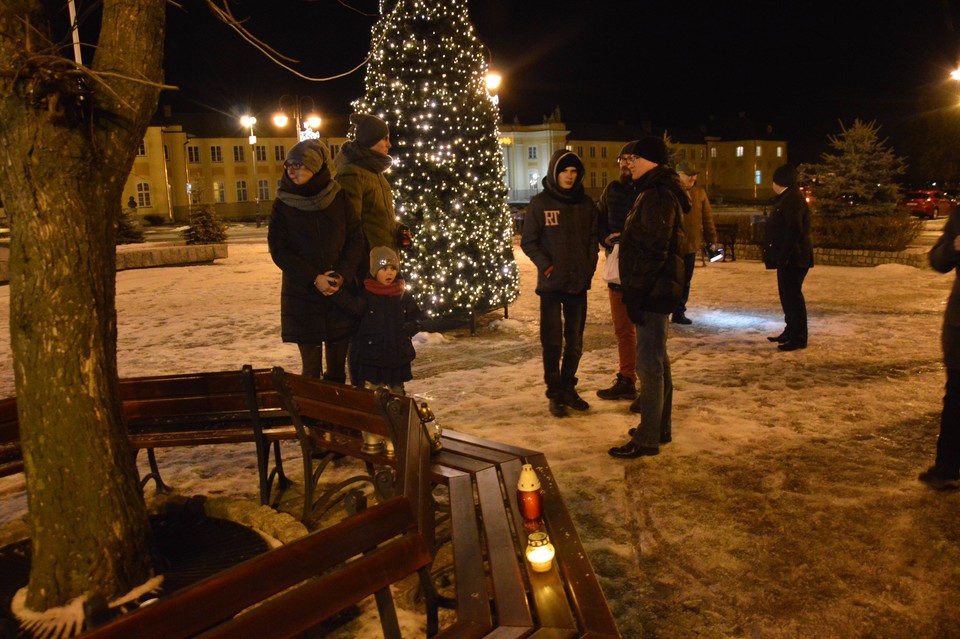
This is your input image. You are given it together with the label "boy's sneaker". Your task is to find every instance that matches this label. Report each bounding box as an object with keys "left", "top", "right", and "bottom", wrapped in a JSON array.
[
  {"left": 918, "top": 465, "right": 960, "bottom": 488},
  {"left": 596, "top": 375, "right": 637, "bottom": 400},
  {"left": 548, "top": 397, "right": 568, "bottom": 418}
]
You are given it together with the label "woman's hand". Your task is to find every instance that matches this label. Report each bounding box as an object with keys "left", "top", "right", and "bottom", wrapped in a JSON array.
[{"left": 314, "top": 271, "right": 343, "bottom": 296}]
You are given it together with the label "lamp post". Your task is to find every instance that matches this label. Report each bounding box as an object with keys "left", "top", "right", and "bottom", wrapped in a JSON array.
[
  {"left": 240, "top": 115, "right": 261, "bottom": 226},
  {"left": 273, "top": 96, "right": 322, "bottom": 142}
]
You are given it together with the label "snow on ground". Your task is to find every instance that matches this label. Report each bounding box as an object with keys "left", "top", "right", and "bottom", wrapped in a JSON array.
[{"left": 1, "top": 236, "right": 959, "bottom": 637}]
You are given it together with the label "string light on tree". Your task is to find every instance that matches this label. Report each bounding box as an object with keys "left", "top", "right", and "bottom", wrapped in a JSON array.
[{"left": 355, "top": 0, "right": 519, "bottom": 318}]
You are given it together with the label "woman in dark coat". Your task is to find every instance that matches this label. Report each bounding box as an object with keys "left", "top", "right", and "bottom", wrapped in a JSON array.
[
  {"left": 763, "top": 164, "right": 814, "bottom": 351},
  {"left": 268, "top": 139, "right": 364, "bottom": 382}
]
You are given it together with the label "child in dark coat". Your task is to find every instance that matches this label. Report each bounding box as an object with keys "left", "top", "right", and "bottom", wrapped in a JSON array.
[{"left": 333, "top": 246, "right": 421, "bottom": 453}]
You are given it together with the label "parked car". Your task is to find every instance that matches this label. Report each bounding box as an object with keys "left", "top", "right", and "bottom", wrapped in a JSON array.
[{"left": 897, "top": 190, "right": 954, "bottom": 219}]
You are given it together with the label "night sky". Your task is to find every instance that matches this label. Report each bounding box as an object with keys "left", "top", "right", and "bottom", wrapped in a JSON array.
[{"left": 162, "top": 0, "right": 960, "bottom": 164}]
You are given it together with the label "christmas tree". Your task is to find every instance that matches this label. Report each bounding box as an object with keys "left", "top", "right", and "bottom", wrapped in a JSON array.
[{"left": 354, "top": 0, "right": 519, "bottom": 318}]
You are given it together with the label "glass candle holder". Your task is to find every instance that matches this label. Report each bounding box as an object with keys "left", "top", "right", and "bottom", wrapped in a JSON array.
[{"left": 526, "top": 531, "right": 555, "bottom": 573}]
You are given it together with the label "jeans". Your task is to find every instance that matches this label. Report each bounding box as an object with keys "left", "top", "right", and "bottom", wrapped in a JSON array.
[
  {"left": 777, "top": 267, "right": 809, "bottom": 343},
  {"left": 538, "top": 291, "right": 587, "bottom": 397},
  {"left": 631, "top": 312, "right": 672, "bottom": 448},
  {"left": 673, "top": 252, "right": 697, "bottom": 316},
  {"left": 936, "top": 369, "right": 960, "bottom": 474},
  {"left": 608, "top": 287, "right": 637, "bottom": 381}
]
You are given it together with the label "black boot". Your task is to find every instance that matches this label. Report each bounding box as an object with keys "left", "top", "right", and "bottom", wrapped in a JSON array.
[
  {"left": 562, "top": 387, "right": 590, "bottom": 412},
  {"left": 596, "top": 375, "right": 637, "bottom": 400},
  {"left": 548, "top": 397, "right": 568, "bottom": 418}
]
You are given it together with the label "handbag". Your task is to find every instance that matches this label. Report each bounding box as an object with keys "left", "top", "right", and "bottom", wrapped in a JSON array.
[{"left": 602, "top": 243, "right": 620, "bottom": 284}]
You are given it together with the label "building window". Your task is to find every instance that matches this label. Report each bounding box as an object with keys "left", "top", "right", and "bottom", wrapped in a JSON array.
[
  {"left": 329, "top": 144, "right": 340, "bottom": 158},
  {"left": 137, "top": 141, "right": 146, "bottom": 156},
  {"left": 756, "top": 145, "right": 762, "bottom": 157},
  {"left": 710, "top": 147, "right": 717, "bottom": 159},
  {"left": 736, "top": 146, "right": 744, "bottom": 158},
  {"left": 258, "top": 178, "right": 270, "bottom": 202},
  {"left": 254, "top": 145, "right": 267, "bottom": 162},
  {"left": 678, "top": 149, "right": 686, "bottom": 159},
  {"left": 274, "top": 145, "right": 286, "bottom": 161},
  {"left": 527, "top": 146, "right": 538, "bottom": 160},
  {"left": 136, "top": 182, "right": 151, "bottom": 207},
  {"left": 233, "top": 145, "right": 245, "bottom": 162},
  {"left": 601, "top": 171, "right": 608, "bottom": 186},
  {"left": 601, "top": 147, "right": 607, "bottom": 159},
  {"left": 589, "top": 146, "right": 596, "bottom": 159},
  {"left": 213, "top": 181, "right": 225, "bottom": 203},
  {"left": 236, "top": 180, "right": 248, "bottom": 202},
  {"left": 755, "top": 170, "right": 762, "bottom": 185},
  {"left": 776, "top": 146, "right": 783, "bottom": 158},
  {"left": 699, "top": 149, "right": 705, "bottom": 160},
  {"left": 187, "top": 145, "right": 200, "bottom": 163},
  {"left": 211, "top": 146, "right": 222, "bottom": 163},
  {"left": 163, "top": 145, "right": 169, "bottom": 161},
  {"left": 589, "top": 172, "right": 597, "bottom": 187},
  {"left": 528, "top": 170, "right": 540, "bottom": 190}
]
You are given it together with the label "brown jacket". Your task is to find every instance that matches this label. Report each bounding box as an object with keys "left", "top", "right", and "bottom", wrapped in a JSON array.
[{"left": 679, "top": 185, "right": 716, "bottom": 255}]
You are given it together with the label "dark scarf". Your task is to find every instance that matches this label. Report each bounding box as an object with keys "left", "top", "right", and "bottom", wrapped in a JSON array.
[
  {"left": 336, "top": 140, "right": 393, "bottom": 174},
  {"left": 364, "top": 277, "right": 405, "bottom": 297},
  {"left": 276, "top": 165, "right": 340, "bottom": 211}
]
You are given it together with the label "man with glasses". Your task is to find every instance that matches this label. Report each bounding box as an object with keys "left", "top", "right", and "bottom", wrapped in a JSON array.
[{"left": 595, "top": 142, "right": 642, "bottom": 404}]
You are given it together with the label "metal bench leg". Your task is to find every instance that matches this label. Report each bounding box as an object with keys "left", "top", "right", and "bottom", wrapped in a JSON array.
[
  {"left": 374, "top": 587, "right": 402, "bottom": 639},
  {"left": 138, "top": 448, "right": 172, "bottom": 494}
]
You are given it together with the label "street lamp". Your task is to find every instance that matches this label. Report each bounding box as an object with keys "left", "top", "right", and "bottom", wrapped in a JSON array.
[
  {"left": 273, "top": 96, "right": 321, "bottom": 141},
  {"left": 240, "top": 114, "right": 261, "bottom": 225}
]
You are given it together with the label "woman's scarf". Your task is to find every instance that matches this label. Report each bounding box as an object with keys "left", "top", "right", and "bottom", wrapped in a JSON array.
[
  {"left": 276, "top": 165, "right": 341, "bottom": 211},
  {"left": 336, "top": 140, "right": 393, "bottom": 175}
]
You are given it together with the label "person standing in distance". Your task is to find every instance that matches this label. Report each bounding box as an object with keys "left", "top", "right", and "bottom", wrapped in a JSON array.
[
  {"left": 920, "top": 207, "right": 960, "bottom": 487},
  {"left": 763, "top": 164, "right": 813, "bottom": 351},
  {"left": 521, "top": 150, "right": 600, "bottom": 418},
  {"left": 334, "top": 113, "right": 401, "bottom": 265},
  {"left": 608, "top": 137, "right": 689, "bottom": 459},
  {"left": 671, "top": 161, "right": 717, "bottom": 325},
  {"left": 595, "top": 143, "right": 642, "bottom": 403}
]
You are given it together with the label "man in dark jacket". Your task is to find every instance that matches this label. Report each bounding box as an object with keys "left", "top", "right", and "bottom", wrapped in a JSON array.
[
  {"left": 521, "top": 150, "right": 600, "bottom": 418},
  {"left": 920, "top": 207, "right": 960, "bottom": 487},
  {"left": 608, "top": 137, "right": 689, "bottom": 459},
  {"left": 763, "top": 164, "right": 814, "bottom": 351},
  {"left": 596, "top": 143, "right": 642, "bottom": 402}
]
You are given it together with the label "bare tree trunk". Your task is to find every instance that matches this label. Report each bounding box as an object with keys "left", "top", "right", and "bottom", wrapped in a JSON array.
[{"left": 0, "top": 0, "right": 166, "bottom": 612}]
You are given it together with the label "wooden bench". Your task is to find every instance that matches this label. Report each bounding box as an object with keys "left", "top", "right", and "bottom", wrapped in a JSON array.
[
  {"left": 0, "top": 367, "right": 298, "bottom": 506},
  {"left": 427, "top": 430, "right": 621, "bottom": 638},
  {"left": 714, "top": 221, "right": 738, "bottom": 261},
  {"left": 80, "top": 385, "right": 438, "bottom": 639}
]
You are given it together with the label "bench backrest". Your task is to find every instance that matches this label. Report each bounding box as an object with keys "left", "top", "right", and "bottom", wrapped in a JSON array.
[{"left": 0, "top": 396, "right": 21, "bottom": 477}]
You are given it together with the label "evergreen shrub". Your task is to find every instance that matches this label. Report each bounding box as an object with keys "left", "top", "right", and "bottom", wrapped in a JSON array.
[{"left": 182, "top": 203, "right": 227, "bottom": 245}]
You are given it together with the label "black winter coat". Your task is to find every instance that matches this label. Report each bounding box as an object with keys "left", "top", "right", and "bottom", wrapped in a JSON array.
[
  {"left": 521, "top": 149, "right": 599, "bottom": 295},
  {"left": 930, "top": 207, "right": 960, "bottom": 369},
  {"left": 334, "top": 282, "right": 420, "bottom": 370},
  {"left": 619, "top": 166, "right": 690, "bottom": 318},
  {"left": 268, "top": 189, "right": 364, "bottom": 344},
  {"left": 763, "top": 187, "right": 813, "bottom": 269}
]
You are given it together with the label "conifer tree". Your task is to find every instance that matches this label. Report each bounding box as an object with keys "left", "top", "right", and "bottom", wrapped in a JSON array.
[
  {"left": 354, "top": 0, "right": 519, "bottom": 318},
  {"left": 800, "top": 119, "right": 907, "bottom": 216}
]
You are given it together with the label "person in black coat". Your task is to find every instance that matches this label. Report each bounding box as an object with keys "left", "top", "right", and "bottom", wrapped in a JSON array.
[
  {"left": 268, "top": 139, "right": 364, "bottom": 382},
  {"left": 920, "top": 207, "right": 960, "bottom": 486},
  {"left": 763, "top": 164, "right": 814, "bottom": 351},
  {"left": 521, "top": 149, "right": 600, "bottom": 418},
  {"left": 333, "top": 246, "right": 421, "bottom": 394}
]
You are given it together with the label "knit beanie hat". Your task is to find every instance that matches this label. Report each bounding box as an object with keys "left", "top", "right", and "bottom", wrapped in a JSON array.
[
  {"left": 285, "top": 139, "right": 329, "bottom": 174},
  {"left": 370, "top": 245, "right": 400, "bottom": 277},
  {"left": 350, "top": 113, "right": 390, "bottom": 148},
  {"left": 623, "top": 137, "right": 668, "bottom": 165},
  {"left": 675, "top": 161, "right": 699, "bottom": 175},
  {"left": 555, "top": 152, "right": 580, "bottom": 178},
  {"left": 772, "top": 164, "right": 798, "bottom": 188}
]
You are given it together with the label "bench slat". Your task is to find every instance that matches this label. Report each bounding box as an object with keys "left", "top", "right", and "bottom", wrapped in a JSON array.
[{"left": 447, "top": 472, "right": 493, "bottom": 629}]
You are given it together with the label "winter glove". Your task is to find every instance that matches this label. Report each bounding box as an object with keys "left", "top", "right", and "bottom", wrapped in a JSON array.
[{"left": 396, "top": 224, "right": 413, "bottom": 249}]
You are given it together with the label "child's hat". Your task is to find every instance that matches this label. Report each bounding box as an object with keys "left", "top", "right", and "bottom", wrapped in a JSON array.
[{"left": 370, "top": 246, "right": 400, "bottom": 276}]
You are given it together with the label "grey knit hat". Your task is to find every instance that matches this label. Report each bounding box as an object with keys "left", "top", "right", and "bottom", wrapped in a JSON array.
[
  {"left": 285, "top": 139, "right": 329, "bottom": 173},
  {"left": 370, "top": 246, "right": 400, "bottom": 276},
  {"left": 350, "top": 113, "right": 390, "bottom": 148}
]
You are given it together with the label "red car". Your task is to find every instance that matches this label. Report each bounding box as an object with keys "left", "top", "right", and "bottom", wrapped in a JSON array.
[{"left": 897, "top": 190, "right": 954, "bottom": 219}]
